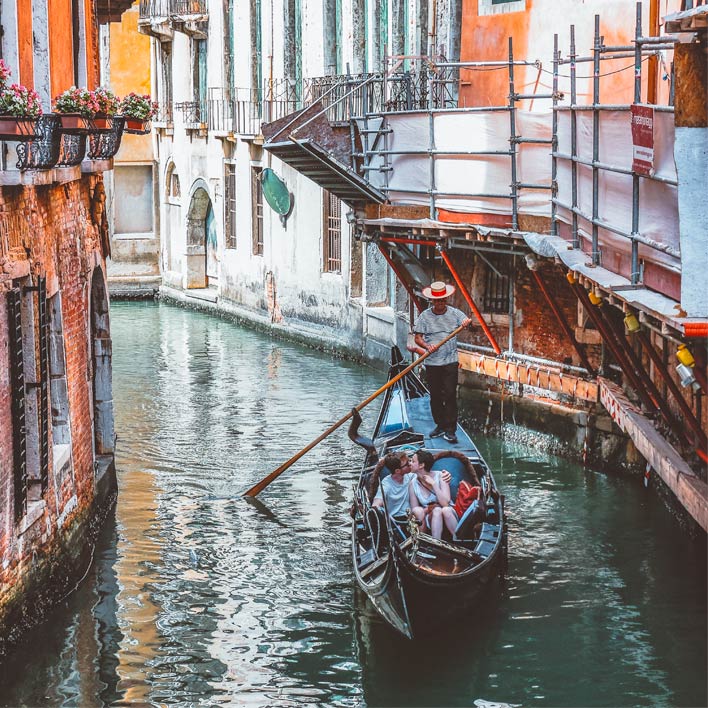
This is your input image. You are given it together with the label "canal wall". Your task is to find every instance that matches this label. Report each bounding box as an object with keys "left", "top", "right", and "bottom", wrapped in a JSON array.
[{"left": 0, "top": 179, "right": 118, "bottom": 654}]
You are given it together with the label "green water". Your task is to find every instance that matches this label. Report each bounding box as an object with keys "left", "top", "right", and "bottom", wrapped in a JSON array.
[{"left": 1, "top": 301, "right": 705, "bottom": 707}]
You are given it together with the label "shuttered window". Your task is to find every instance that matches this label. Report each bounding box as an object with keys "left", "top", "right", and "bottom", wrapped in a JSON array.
[
  {"left": 322, "top": 191, "right": 342, "bottom": 273},
  {"left": 7, "top": 288, "right": 28, "bottom": 520},
  {"left": 252, "top": 167, "right": 264, "bottom": 256},
  {"left": 225, "top": 162, "right": 237, "bottom": 249}
]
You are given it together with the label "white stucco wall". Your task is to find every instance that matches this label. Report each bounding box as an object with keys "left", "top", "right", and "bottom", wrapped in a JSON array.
[{"left": 675, "top": 127, "right": 708, "bottom": 318}]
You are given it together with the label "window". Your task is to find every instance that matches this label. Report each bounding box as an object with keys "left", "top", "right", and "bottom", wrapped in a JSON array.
[
  {"left": 114, "top": 165, "right": 154, "bottom": 237},
  {"left": 225, "top": 162, "right": 237, "bottom": 249},
  {"left": 251, "top": 167, "right": 264, "bottom": 255},
  {"left": 193, "top": 38, "right": 208, "bottom": 114},
  {"left": 323, "top": 191, "right": 342, "bottom": 273},
  {"left": 159, "top": 42, "right": 173, "bottom": 122},
  {"left": 7, "top": 276, "right": 50, "bottom": 519},
  {"left": 481, "top": 255, "right": 511, "bottom": 314},
  {"left": 167, "top": 163, "right": 181, "bottom": 201},
  {"left": 478, "top": 0, "right": 525, "bottom": 15}
]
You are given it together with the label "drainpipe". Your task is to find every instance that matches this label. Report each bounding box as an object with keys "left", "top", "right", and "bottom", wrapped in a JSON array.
[
  {"left": 635, "top": 329, "right": 708, "bottom": 452},
  {"left": 438, "top": 246, "right": 502, "bottom": 354},
  {"left": 529, "top": 267, "right": 595, "bottom": 375}
]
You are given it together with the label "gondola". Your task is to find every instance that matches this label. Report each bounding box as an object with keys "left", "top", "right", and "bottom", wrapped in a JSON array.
[{"left": 348, "top": 346, "right": 507, "bottom": 639}]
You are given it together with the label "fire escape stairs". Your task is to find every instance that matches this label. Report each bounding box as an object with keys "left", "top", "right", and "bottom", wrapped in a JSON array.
[{"left": 261, "top": 101, "right": 387, "bottom": 207}]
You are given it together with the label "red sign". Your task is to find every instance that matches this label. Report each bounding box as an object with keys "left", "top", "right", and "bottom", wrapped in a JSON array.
[{"left": 631, "top": 104, "right": 654, "bottom": 176}]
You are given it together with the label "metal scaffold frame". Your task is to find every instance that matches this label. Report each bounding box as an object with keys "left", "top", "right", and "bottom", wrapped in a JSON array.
[{"left": 551, "top": 2, "right": 679, "bottom": 284}]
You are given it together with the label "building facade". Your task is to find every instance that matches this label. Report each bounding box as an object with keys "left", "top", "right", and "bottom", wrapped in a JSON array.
[
  {"left": 0, "top": 0, "right": 132, "bottom": 651},
  {"left": 138, "top": 0, "right": 706, "bottom": 531}
]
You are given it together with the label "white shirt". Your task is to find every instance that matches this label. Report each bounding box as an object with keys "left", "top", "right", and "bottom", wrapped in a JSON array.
[{"left": 374, "top": 472, "right": 415, "bottom": 517}]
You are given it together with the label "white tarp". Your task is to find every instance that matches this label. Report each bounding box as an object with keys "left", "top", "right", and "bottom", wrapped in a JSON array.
[{"left": 383, "top": 108, "right": 679, "bottom": 271}]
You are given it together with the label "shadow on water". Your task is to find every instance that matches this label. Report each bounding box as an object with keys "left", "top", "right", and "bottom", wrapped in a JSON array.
[{"left": 0, "top": 301, "right": 705, "bottom": 708}]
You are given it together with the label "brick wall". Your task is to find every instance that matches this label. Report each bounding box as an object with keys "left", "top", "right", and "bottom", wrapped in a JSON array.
[{"left": 0, "top": 176, "right": 115, "bottom": 650}]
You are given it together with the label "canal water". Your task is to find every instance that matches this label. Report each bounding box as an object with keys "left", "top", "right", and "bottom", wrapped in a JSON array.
[{"left": 1, "top": 301, "right": 705, "bottom": 707}]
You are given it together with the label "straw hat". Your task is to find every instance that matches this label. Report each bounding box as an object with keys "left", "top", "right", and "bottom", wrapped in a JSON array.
[{"left": 422, "top": 281, "right": 455, "bottom": 300}]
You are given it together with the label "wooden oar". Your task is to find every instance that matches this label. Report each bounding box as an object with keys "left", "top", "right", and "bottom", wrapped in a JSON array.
[{"left": 242, "top": 320, "right": 470, "bottom": 497}]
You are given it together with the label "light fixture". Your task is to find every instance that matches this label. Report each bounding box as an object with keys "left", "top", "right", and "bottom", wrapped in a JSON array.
[
  {"left": 524, "top": 253, "right": 539, "bottom": 271},
  {"left": 676, "top": 345, "right": 700, "bottom": 391},
  {"left": 345, "top": 210, "right": 357, "bottom": 225},
  {"left": 676, "top": 363, "right": 700, "bottom": 391},
  {"left": 624, "top": 312, "right": 640, "bottom": 333},
  {"left": 588, "top": 290, "right": 603, "bottom": 306}
]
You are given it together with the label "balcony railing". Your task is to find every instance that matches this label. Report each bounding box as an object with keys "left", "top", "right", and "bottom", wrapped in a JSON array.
[
  {"left": 139, "top": 0, "right": 206, "bottom": 18},
  {"left": 175, "top": 100, "right": 207, "bottom": 126},
  {"left": 87, "top": 117, "right": 125, "bottom": 159},
  {"left": 303, "top": 62, "right": 460, "bottom": 122},
  {"left": 208, "top": 86, "right": 299, "bottom": 136},
  {"left": 15, "top": 116, "right": 62, "bottom": 170}
]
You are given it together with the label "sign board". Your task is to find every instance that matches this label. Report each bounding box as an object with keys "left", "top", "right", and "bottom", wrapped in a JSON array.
[{"left": 631, "top": 104, "right": 654, "bottom": 176}]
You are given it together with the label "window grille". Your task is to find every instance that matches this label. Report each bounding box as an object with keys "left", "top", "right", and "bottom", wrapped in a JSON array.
[
  {"left": 225, "top": 163, "right": 237, "bottom": 249},
  {"left": 252, "top": 167, "right": 264, "bottom": 256},
  {"left": 482, "top": 255, "right": 511, "bottom": 314},
  {"left": 37, "top": 277, "right": 49, "bottom": 493},
  {"left": 8, "top": 288, "right": 27, "bottom": 520},
  {"left": 322, "top": 191, "right": 342, "bottom": 273}
]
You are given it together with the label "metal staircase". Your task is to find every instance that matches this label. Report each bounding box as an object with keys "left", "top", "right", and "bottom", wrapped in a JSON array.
[{"left": 261, "top": 79, "right": 390, "bottom": 207}]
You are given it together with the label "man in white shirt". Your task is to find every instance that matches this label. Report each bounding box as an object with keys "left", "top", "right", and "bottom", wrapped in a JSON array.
[{"left": 414, "top": 281, "right": 472, "bottom": 444}]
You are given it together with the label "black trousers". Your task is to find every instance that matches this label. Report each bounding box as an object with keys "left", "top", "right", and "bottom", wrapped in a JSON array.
[{"left": 425, "top": 362, "right": 459, "bottom": 433}]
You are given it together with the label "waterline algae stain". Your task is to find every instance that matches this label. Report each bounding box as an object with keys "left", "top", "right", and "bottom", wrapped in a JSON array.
[{"left": 0, "top": 302, "right": 705, "bottom": 707}]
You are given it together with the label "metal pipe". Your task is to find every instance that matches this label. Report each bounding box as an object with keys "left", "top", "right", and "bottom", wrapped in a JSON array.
[
  {"left": 551, "top": 198, "right": 681, "bottom": 257},
  {"left": 428, "top": 110, "right": 436, "bottom": 218},
  {"left": 508, "top": 37, "right": 519, "bottom": 231},
  {"left": 558, "top": 51, "right": 657, "bottom": 64},
  {"left": 436, "top": 60, "right": 539, "bottom": 67},
  {"left": 551, "top": 33, "right": 559, "bottom": 237},
  {"left": 552, "top": 151, "right": 678, "bottom": 186},
  {"left": 517, "top": 182, "right": 553, "bottom": 190},
  {"left": 569, "top": 25, "right": 579, "bottom": 248},
  {"left": 438, "top": 247, "right": 502, "bottom": 354},
  {"left": 382, "top": 187, "right": 515, "bottom": 199},
  {"left": 591, "top": 15, "right": 601, "bottom": 266},
  {"left": 531, "top": 269, "right": 595, "bottom": 374},
  {"left": 459, "top": 342, "right": 593, "bottom": 376},
  {"left": 631, "top": 2, "right": 642, "bottom": 284},
  {"left": 362, "top": 148, "right": 513, "bottom": 156},
  {"left": 377, "top": 244, "right": 424, "bottom": 313},
  {"left": 555, "top": 104, "right": 674, "bottom": 112},
  {"left": 571, "top": 280, "right": 657, "bottom": 411},
  {"left": 636, "top": 329, "right": 708, "bottom": 450},
  {"left": 380, "top": 236, "right": 438, "bottom": 246},
  {"left": 366, "top": 105, "right": 511, "bottom": 116}
]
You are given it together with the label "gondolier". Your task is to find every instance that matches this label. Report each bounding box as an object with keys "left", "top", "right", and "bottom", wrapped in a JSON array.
[{"left": 414, "top": 281, "right": 471, "bottom": 444}]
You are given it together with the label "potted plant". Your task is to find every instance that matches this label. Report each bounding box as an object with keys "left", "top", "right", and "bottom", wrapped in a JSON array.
[
  {"left": 53, "top": 86, "right": 99, "bottom": 132},
  {"left": 119, "top": 92, "right": 158, "bottom": 134},
  {"left": 0, "top": 59, "right": 12, "bottom": 89},
  {"left": 0, "top": 83, "right": 42, "bottom": 140},
  {"left": 92, "top": 87, "right": 120, "bottom": 130}
]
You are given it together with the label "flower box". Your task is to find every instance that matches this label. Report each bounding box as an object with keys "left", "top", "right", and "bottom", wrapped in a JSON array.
[
  {"left": 123, "top": 117, "right": 151, "bottom": 134},
  {"left": 0, "top": 116, "right": 38, "bottom": 141},
  {"left": 56, "top": 113, "right": 92, "bottom": 134},
  {"left": 92, "top": 113, "right": 116, "bottom": 132}
]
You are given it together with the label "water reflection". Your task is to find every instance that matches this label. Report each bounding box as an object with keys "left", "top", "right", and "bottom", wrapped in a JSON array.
[{"left": 0, "top": 301, "right": 704, "bottom": 708}]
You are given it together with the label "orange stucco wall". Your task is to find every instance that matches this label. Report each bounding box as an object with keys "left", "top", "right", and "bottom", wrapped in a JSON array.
[
  {"left": 459, "top": 0, "right": 679, "bottom": 108},
  {"left": 48, "top": 0, "right": 75, "bottom": 97},
  {"left": 110, "top": 6, "right": 153, "bottom": 162},
  {"left": 17, "top": 0, "right": 34, "bottom": 87}
]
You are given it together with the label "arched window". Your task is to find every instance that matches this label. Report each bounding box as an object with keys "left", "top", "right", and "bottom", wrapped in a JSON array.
[{"left": 166, "top": 162, "right": 181, "bottom": 201}]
